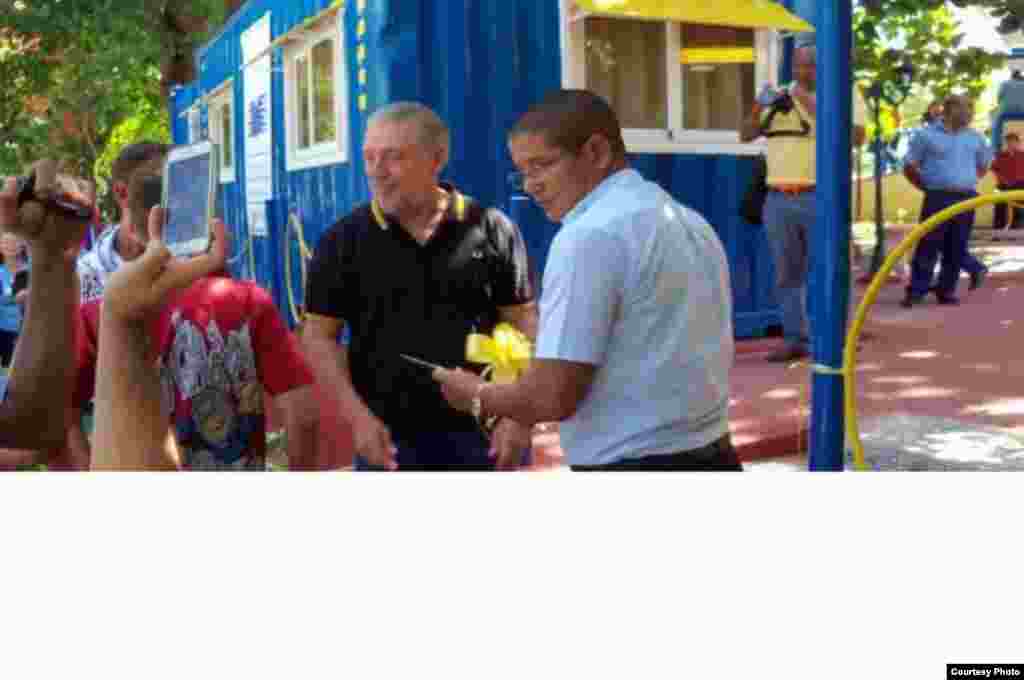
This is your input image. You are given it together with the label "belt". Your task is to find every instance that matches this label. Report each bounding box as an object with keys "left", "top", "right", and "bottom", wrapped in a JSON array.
[
  {"left": 927, "top": 188, "right": 975, "bottom": 196},
  {"left": 769, "top": 184, "right": 815, "bottom": 196}
]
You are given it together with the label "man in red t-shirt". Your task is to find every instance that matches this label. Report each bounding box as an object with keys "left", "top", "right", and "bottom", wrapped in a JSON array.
[
  {"left": 991, "top": 132, "right": 1024, "bottom": 230},
  {"left": 71, "top": 157, "right": 320, "bottom": 470}
]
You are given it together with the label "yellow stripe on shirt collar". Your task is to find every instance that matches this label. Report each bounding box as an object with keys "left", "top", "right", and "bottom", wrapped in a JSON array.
[
  {"left": 371, "top": 198, "right": 388, "bottom": 230},
  {"left": 371, "top": 187, "right": 466, "bottom": 230}
]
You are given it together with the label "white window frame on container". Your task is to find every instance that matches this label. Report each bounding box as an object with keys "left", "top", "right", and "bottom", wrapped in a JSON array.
[
  {"left": 283, "top": 13, "right": 349, "bottom": 171},
  {"left": 186, "top": 105, "right": 202, "bottom": 144},
  {"left": 208, "top": 80, "right": 236, "bottom": 183},
  {"left": 559, "top": 0, "right": 778, "bottom": 156}
]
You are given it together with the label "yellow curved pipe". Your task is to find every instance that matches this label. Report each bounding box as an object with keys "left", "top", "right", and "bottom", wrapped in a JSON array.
[
  {"left": 284, "top": 212, "right": 313, "bottom": 325},
  {"left": 845, "top": 189, "right": 1024, "bottom": 470}
]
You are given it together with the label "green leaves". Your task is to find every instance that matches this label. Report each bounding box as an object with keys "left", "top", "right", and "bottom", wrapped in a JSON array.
[
  {"left": 860, "top": 0, "right": 1024, "bottom": 37},
  {"left": 854, "top": 1, "right": 1006, "bottom": 140},
  {"left": 0, "top": 0, "right": 224, "bottom": 192}
]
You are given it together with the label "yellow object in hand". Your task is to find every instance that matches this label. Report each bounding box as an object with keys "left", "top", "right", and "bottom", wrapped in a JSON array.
[{"left": 465, "top": 322, "right": 531, "bottom": 383}]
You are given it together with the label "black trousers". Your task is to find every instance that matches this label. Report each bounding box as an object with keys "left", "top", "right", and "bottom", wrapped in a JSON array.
[
  {"left": 571, "top": 434, "right": 742, "bottom": 471},
  {"left": 994, "top": 182, "right": 1024, "bottom": 230},
  {"left": 0, "top": 329, "right": 17, "bottom": 367}
]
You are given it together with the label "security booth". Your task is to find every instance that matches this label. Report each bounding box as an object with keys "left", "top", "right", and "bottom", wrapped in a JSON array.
[
  {"left": 992, "top": 48, "right": 1024, "bottom": 147},
  {"left": 170, "top": 0, "right": 813, "bottom": 338}
]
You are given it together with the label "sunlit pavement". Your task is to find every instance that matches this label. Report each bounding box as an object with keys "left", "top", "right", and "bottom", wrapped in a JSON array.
[{"left": 726, "top": 235, "right": 1024, "bottom": 471}]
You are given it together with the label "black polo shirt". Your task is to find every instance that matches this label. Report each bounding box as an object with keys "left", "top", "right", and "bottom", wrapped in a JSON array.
[{"left": 305, "top": 185, "right": 534, "bottom": 435}]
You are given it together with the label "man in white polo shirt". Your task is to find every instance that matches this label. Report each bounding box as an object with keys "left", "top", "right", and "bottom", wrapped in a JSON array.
[{"left": 433, "top": 89, "right": 739, "bottom": 471}]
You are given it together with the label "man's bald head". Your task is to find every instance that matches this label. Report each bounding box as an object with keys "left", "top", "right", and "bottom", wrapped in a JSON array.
[{"left": 943, "top": 95, "right": 972, "bottom": 131}]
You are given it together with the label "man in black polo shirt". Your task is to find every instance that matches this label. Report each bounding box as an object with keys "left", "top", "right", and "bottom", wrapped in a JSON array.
[{"left": 302, "top": 102, "right": 537, "bottom": 471}]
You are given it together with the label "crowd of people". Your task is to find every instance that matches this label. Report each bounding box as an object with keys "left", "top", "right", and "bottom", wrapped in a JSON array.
[
  {"left": 2, "top": 58, "right": 1011, "bottom": 472},
  {"left": 740, "top": 44, "right": 1009, "bottom": 363},
  {"left": 0, "top": 88, "right": 740, "bottom": 472}
]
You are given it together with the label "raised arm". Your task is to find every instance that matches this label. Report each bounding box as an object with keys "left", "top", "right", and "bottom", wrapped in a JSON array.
[
  {"left": 739, "top": 103, "right": 765, "bottom": 143},
  {"left": 0, "top": 164, "right": 88, "bottom": 449},
  {"left": 91, "top": 212, "right": 227, "bottom": 470}
]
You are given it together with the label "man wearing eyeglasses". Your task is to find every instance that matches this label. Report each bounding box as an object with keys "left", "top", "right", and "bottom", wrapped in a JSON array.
[
  {"left": 302, "top": 101, "right": 537, "bottom": 471},
  {"left": 433, "top": 89, "right": 741, "bottom": 471}
]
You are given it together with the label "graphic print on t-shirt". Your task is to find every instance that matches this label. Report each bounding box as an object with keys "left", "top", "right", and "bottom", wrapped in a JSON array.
[{"left": 159, "top": 310, "right": 265, "bottom": 470}]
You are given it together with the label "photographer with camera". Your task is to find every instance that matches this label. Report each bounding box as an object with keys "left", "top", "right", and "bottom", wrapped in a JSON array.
[
  {"left": 0, "top": 161, "right": 89, "bottom": 453},
  {"left": 740, "top": 45, "right": 866, "bottom": 362}
]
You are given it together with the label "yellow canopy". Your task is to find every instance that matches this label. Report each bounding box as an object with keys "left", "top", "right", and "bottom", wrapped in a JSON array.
[{"left": 571, "top": 0, "right": 814, "bottom": 33}]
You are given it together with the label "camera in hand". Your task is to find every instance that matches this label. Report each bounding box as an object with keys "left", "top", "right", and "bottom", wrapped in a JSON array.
[
  {"left": 15, "top": 172, "right": 93, "bottom": 220},
  {"left": 770, "top": 91, "right": 795, "bottom": 115}
]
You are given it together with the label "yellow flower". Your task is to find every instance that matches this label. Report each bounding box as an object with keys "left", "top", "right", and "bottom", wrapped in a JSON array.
[{"left": 465, "top": 322, "right": 532, "bottom": 383}]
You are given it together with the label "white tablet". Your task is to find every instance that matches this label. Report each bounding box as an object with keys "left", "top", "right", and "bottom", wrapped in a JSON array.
[{"left": 162, "top": 141, "right": 219, "bottom": 257}]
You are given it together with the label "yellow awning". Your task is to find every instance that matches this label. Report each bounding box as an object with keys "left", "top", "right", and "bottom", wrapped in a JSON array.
[
  {"left": 571, "top": 0, "right": 814, "bottom": 33},
  {"left": 680, "top": 47, "right": 755, "bottom": 64}
]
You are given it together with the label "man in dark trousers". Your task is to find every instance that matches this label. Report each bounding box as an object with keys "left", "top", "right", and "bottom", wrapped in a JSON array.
[
  {"left": 302, "top": 102, "right": 537, "bottom": 471},
  {"left": 902, "top": 95, "right": 992, "bottom": 307},
  {"left": 435, "top": 90, "right": 741, "bottom": 471}
]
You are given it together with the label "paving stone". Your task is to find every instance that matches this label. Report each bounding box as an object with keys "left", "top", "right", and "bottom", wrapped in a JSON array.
[{"left": 854, "top": 414, "right": 1024, "bottom": 471}]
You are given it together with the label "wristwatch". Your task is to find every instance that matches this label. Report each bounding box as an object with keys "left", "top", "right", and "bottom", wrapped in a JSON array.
[{"left": 471, "top": 382, "right": 488, "bottom": 421}]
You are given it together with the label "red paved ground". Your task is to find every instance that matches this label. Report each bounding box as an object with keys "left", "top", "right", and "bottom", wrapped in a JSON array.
[
  {"left": 728, "top": 241, "right": 1024, "bottom": 464},
  {"left": 280, "top": 239, "right": 1024, "bottom": 470}
]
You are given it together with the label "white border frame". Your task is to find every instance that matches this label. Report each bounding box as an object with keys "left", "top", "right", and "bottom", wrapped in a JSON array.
[
  {"left": 282, "top": 13, "right": 350, "bottom": 171},
  {"left": 559, "top": 1, "right": 773, "bottom": 156},
  {"left": 208, "top": 81, "right": 236, "bottom": 183},
  {"left": 186, "top": 106, "right": 202, "bottom": 144}
]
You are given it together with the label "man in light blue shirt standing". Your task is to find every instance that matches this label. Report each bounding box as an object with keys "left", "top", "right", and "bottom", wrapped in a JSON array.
[
  {"left": 902, "top": 95, "right": 992, "bottom": 307},
  {"left": 433, "top": 89, "right": 738, "bottom": 470}
]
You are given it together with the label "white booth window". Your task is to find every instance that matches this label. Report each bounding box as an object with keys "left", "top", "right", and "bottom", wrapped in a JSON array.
[
  {"left": 209, "top": 84, "right": 236, "bottom": 183},
  {"left": 284, "top": 17, "right": 349, "bottom": 170},
  {"left": 561, "top": 4, "right": 776, "bottom": 155},
  {"left": 187, "top": 106, "right": 202, "bottom": 144}
]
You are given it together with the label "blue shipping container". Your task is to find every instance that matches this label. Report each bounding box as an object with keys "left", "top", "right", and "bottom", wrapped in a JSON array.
[{"left": 173, "top": 0, "right": 803, "bottom": 337}]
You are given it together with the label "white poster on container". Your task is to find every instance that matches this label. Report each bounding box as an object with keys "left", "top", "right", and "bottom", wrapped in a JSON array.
[{"left": 242, "top": 14, "right": 272, "bottom": 237}]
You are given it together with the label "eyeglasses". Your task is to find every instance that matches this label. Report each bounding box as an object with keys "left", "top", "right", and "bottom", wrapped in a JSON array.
[{"left": 515, "top": 151, "right": 573, "bottom": 182}]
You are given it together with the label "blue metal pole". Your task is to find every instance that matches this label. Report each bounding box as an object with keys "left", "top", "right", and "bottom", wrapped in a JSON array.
[{"left": 809, "top": 0, "right": 852, "bottom": 470}]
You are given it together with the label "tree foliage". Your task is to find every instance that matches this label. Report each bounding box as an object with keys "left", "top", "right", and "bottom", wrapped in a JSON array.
[
  {"left": 862, "top": 0, "right": 1024, "bottom": 34},
  {"left": 855, "top": 1, "right": 1006, "bottom": 143},
  {"left": 0, "top": 0, "right": 225, "bottom": 186}
]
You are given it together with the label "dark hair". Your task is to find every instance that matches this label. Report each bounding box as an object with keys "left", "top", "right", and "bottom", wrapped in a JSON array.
[
  {"left": 508, "top": 89, "right": 627, "bottom": 157},
  {"left": 110, "top": 141, "right": 170, "bottom": 184},
  {"left": 1014, "top": 70, "right": 1023, "bottom": 80},
  {"left": 125, "top": 156, "right": 166, "bottom": 242}
]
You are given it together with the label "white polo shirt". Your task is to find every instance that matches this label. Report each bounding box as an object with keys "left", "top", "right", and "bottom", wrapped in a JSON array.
[{"left": 536, "top": 169, "right": 733, "bottom": 466}]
